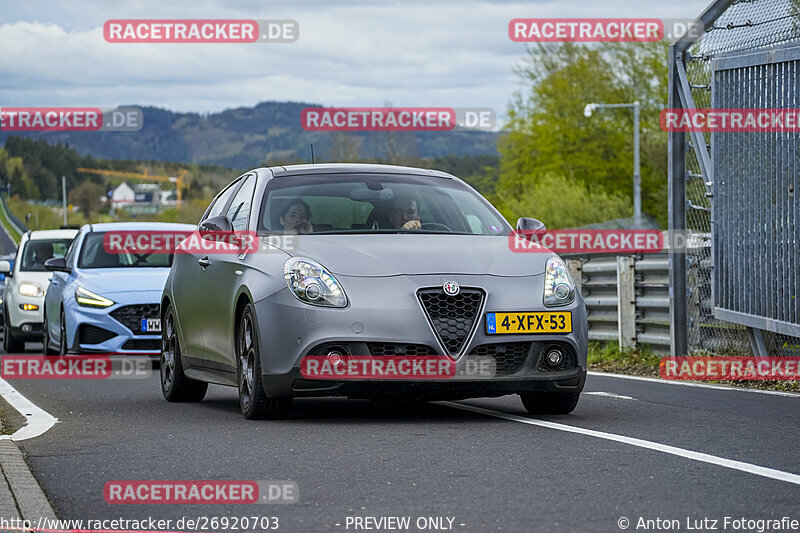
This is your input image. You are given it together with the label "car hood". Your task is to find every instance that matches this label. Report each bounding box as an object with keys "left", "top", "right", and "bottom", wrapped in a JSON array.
[
  {"left": 281, "top": 235, "right": 553, "bottom": 277},
  {"left": 77, "top": 268, "right": 171, "bottom": 294}
]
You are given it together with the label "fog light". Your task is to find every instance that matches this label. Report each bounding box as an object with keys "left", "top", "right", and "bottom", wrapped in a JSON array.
[
  {"left": 545, "top": 348, "right": 564, "bottom": 368},
  {"left": 20, "top": 304, "right": 39, "bottom": 311},
  {"left": 21, "top": 324, "right": 32, "bottom": 332},
  {"left": 554, "top": 283, "right": 571, "bottom": 299}
]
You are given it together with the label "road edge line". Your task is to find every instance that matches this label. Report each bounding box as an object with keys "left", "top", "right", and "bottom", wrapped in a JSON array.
[{"left": 588, "top": 371, "right": 800, "bottom": 398}]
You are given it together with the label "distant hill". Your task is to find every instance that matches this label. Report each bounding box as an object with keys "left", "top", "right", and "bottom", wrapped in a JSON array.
[{"left": 0, "top": 102, "right": 499, "bottom": 168}]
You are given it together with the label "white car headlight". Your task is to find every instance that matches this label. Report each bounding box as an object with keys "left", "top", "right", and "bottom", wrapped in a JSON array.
[
  {"left": 19, "top": 282, "right": 43, "bottom": 297},
  {"left": 284, "top": 257, "right": 347, "bottom": 308},
  {"left": 75, "top": 286, "right": 115, "bottom": 308},
  {"left": 543, "top": 256, "right": 575, "bottom": 307}
]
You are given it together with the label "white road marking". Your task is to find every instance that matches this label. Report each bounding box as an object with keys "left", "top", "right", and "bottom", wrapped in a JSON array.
[
  {"left": 0, "top": 378, "right": 58, "bottom": 441},
  {"left": 444, "top": 401, "right": 800, "bottom": 486},
  {"left": 584, "top": 391, "right": 636, "bottom": 400},
  {"left": 589, "top": 371, "right": 800, "bottom": 398}
]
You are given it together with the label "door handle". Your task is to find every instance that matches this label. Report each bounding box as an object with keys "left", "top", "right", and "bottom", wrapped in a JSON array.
[{"left": 198, "top": 257, "right": 210, "bottom": 268}]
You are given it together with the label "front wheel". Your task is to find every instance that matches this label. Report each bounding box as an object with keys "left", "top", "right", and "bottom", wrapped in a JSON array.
[
  {"left": 161, "top": 304, "right": 207, "bottom": 402},
  {"left": 520, "top": 391, "right": 581, "bottom": 415},
  {"left": 3, "top": 307, "right": 25, "bottom": 353},
  {"left": 237, "top": 303, "right": 292, "bottom": 420},
  {"left": 42, "top": 308, "right": 58, "bottom": 356}
]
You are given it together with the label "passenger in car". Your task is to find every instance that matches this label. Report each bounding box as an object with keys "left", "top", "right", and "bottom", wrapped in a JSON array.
[
  {"left": 279, "top": 199, "right": 314, "bottom": 234},
  {"left": 390, "top": 197, "right": 422, "bottom": 230}
]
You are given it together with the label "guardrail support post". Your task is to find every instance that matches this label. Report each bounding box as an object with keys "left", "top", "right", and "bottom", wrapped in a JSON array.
[{"left": 617, "top": 256, "right": 636, "bottom": 349}]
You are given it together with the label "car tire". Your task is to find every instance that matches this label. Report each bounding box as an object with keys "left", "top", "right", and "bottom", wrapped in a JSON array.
[
  {"left": 3, "top": 306, "right": 25, "bottom": 353},
  {"left": 42, "top": 308, "right": 58, "bottom": 356},
  {"left": 160, "top": 304, "right": 207, "bottom": 402},
  {"left": 237, "top": 303, "right": 292, "bottom": 420},
  {"left": 58, "top": 309, "right": 69, "bottom": 356},
  {"left": 519, "top": 391, "right": 581, "bottom": 415}
]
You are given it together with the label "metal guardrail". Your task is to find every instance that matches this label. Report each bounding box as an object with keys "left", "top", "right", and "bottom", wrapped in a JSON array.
[{"left": 567, "top": 253, "right": 671, "bottom": 354}]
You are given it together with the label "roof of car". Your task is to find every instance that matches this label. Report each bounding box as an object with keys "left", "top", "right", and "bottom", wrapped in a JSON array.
[
  {"left": 266, "top": 163, "right": 457, "bottom": 180},
  {"left": 27, "top": 229, "right": 79, "bottom": 240},
  {"left": 84, "top": 222, "right": 197, "bottom": 232}
]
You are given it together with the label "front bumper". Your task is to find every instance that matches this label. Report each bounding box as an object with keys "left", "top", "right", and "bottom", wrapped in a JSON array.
[
  {"left": 65, "top": 300, "right": 161, "bottom": 358},
  {"left": 253, "top": 273, "right": 588, "bottom": 399}
]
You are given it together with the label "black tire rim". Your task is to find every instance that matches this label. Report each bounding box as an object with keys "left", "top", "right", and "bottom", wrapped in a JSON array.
[
  {"left": 238, "top": 312, "right": 256, "bottom": 409},
  {"left": 161, "top": 311, "right": 176, "bottom": 391}
]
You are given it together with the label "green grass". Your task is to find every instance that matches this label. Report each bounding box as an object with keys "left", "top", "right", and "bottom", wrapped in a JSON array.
[
  {"left": 0, "top": 198, "right": 22, "bottom": 243},
  {"left": 587, "top": 342, "right": 662, "bottom": 377}
]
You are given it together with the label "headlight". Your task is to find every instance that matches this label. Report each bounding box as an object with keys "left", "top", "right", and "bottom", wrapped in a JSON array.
[
  {"left": 75, "top": 286, "right": 115, "bottom": 308},
  {"left": 19, "top": 282, "right": 43, "bottom": 297},
  {"left": 284, "top": 257, "right": 347, "bottom": 308},
  {"left": 543, "top": 256, "right": 575, "bottom": 307}
]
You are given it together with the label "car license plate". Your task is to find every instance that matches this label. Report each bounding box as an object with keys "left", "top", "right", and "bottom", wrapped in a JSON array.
[
  {"left": 485, "top": 312, "right": 572, "bottom": 334},
  {"left": 141, "top": 318, "right": 161, "bottom": 333}
]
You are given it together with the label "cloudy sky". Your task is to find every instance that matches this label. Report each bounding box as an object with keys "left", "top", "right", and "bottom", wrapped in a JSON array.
[{"left": 0, "top": 0, "right": 711, "bottom": 118}]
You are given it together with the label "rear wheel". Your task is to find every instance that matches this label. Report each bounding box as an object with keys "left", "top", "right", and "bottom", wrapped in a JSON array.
[
  {"left": 160, "top": 304, "right": 207, "bottom": 402},
  {"left": 520, "top": 391, "right": 581, "bottom": 415},
  {"left": 3, "top": 307, "right": 25, "bottom": 353},
  {"left": 237, "top": 304, "right": 292, "bottom": 420}
]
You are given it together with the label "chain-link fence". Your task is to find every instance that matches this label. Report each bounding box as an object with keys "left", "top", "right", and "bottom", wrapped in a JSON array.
[{"left": 671, "top": 0, "right": 800, "bottom": 356}]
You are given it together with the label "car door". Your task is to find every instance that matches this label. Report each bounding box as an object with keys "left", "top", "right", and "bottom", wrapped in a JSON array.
[
  {"left": 171, "top": 177, "right": 242, "bottom": 363},
  {"left": 201, "top": 173, "right": 256, "bottom": 372},
  {"left": 45, "top": 231, "right": 81, "bottom": 346}
]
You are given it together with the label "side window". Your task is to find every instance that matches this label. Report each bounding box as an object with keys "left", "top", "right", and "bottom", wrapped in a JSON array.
[
  {"left": 225, "top": 174, "right": 255, "bottom": 231},
  {"left": 204, "top": 180, "right": 241, "bottom": 221}
]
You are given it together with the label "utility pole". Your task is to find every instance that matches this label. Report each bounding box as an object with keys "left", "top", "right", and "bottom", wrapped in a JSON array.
[
  {"left": 584, "top": 101, "right": 643, "bottom": 228},
  {"left": 62, "top": 176, "right": 67, "bottom": 226}
]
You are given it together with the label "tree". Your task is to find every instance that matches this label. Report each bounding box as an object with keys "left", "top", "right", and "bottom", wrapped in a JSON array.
[
  {"left": 496, "top": 42, "right": 670, "bottom": 228},
  {"left": 68, "top": 181, "right": 106, "bottom": 219}
]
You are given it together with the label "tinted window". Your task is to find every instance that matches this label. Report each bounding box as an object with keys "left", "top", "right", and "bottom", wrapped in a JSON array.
[
  {"left": 20, "top": 238, "right": 74, "bottom": 272},
  {"left": 225, "top": 174, "right": 255, "bottom": 231},
  {"left": 78, "top": 232, "right": 172, "bottom": 269}
]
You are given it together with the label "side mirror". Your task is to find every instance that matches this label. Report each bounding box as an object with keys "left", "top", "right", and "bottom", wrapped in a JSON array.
[
  {"left": 516, "top": 217, "right": 546, "bottom": 235},
  {"left": 198, "top": 215, "right": 234, "bottom": 239},
  {"left": 0, "top": 261, "right": 11, "bottom": 275},
  {"left": 44, "top": 257, "right": 70, "bottom": 273}
]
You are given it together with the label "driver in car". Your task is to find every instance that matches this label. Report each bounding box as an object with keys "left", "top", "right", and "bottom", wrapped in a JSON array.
[
  {"left": 279, "top": 200, "right": 314, "bottom": 234},
  {"left": 390, "top": 197, "right": 422, "bottom": 230}
]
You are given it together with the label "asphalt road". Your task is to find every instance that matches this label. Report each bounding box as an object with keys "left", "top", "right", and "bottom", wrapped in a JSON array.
[{"left": 3, "top": 345, "right": 800, "bottom": 533}]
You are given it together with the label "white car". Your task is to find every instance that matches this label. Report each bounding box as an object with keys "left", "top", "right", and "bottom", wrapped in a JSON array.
[{"left": 0, "top": 229, "right": 78, "bottom": 352}]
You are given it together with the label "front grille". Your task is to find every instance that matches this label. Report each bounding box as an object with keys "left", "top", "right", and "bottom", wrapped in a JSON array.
[
  {"left": 418, "top": 288, "right": 484, "bottom": 356},
  {"left": 78, "top": 324, "right": 117, "bottom": 345},
  {"left": 122, "top": 339, "right": 161, "bottom": 351},
  {"left": 366, "top": 343, "right": 438, "bottom": 356},
  {"left": 110, "top": 304, "right": 161, "bottom": 335},
  {"left": 464, "top": 343, "right": 531, "bottom": 375}
]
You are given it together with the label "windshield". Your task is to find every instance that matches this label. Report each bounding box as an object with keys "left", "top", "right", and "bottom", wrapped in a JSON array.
[
  {"left": 78, "top": 232, "right": 173, "bottom": 269},
  {"left": 20, "top": 238, "right": 74, "bottom": 272},
  {"left": 257, "top": 174, "right": 510, "bottom": 235}
]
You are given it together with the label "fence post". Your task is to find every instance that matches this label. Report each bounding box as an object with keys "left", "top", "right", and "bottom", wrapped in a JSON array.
[
  {"left": 566, "top": 259, "right": 582, "bottom": 294},
  {"left": 616, "top": 256, "right": 636, "bottom": 349}
]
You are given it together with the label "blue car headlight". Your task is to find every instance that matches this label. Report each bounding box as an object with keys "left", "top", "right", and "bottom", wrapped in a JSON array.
[
  {"left": 75, "top": 286, "right": 115, "bottom": 308},
  {"left": 284, "top": 257, "right": 347, "bottom": 308},
  {"left": 543, "top": 256, "right": 575, "bottom": 307}
]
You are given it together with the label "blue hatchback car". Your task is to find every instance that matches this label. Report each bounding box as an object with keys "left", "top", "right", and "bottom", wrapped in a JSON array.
[{"left": 42, "top": 222, "right": 195, "bottom": 356}]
